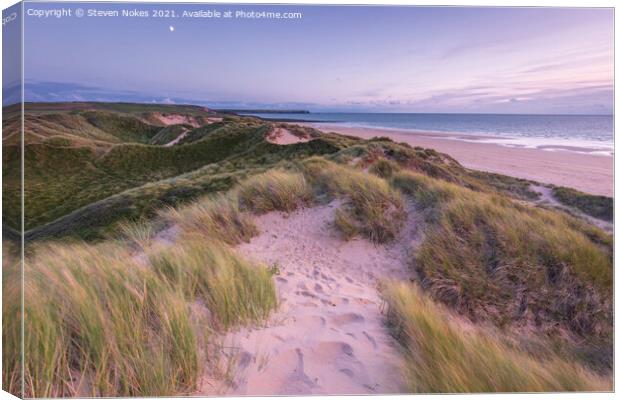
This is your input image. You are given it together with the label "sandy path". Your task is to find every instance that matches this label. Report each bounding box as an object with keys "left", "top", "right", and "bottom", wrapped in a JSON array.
[
  {"left": 530, "top": 184, "right": 613, "bottom": 233},
  {"left": 201, "top": 202, "right": 420, "bottom": 395},
  {"left": 163, "top": 128, "right": 189, "bottom": 147},
  {"left": 299, "top": 124, "right": 613, "bottom": 197}
]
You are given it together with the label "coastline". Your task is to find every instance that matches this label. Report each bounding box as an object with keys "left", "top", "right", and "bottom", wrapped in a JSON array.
[{"left": 300, "top": 123, "right": 613, "bottom": 197}]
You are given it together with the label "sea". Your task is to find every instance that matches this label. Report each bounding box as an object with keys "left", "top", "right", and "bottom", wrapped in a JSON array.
[{"left": 242, "top": 113, "right": 614, "bottom": 156}]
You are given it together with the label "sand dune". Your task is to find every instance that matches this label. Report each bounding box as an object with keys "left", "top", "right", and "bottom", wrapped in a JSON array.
[
  {"left": 153, "top": 113, "right": 201, "bottom": 127},
  {"left": 201, "top": 201, "right": 422, "bottom": 395},
  {"left": 300, "top": 124, "right": 613, "bottom": 197},
  {"left": 266, "top": 127, "right": 311, "bottom": 145}
]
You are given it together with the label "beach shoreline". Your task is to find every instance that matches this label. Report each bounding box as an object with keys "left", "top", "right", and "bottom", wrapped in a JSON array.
[{"left": 299, "top": 123, "right": 613, "bottom": 197}]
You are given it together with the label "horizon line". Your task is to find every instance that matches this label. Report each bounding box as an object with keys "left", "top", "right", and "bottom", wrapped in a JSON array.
[{"left": 5, "top": 101, "right": 614, "bottom": 117}]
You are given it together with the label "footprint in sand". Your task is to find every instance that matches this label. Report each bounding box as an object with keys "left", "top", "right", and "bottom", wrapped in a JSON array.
[
  {"left": 362, "top": 331, "right": 377, "bottom": 349},
  {"left": 331, "top": 312, "right": 365, "bottom": 327},
  {"left": 339, "top": 368, "right": 355, "bottom": 378},
  {"left": 320, "top": 298, "right": 337, "bottom": 307},
  {"left": 226, "top": 203, "right": 408, "bottom": 395},
  {"left": 314, "top": 341, "right": 355, "bottom": 358},
  {"left": 280, "top": 349, "right": 318, "bottom": 395},
  {"left": 297, "top": 290, "right": 319, "bottom": 299},
  {"left": 295, "top": 315, "right": 327, "bottom": 327},
  {"left": 237, "top": 351, "right": 254, "bottom": 369}
]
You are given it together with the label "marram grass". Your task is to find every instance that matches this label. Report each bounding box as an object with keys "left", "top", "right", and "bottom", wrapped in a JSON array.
[
  {"left": 21, "top": 242, "right": 200, "bottom": 397},
  {"left": 5, "top": 238, "right": 276, "bottom": 397},
  {"left": 2, "top": 241, "right": 22, "bottom": 397},
  {"left": 303, "top": 157, "right": 406, "bottom": 243},
  {"left": 383, "top": 282, "right": 611, "bottom": 393},
  {"left": 163, "top": 192, "right": 258, "bottom": 245},
  {"left": 236, "top": 169, "right": 314, "bottom": 213},
  {"left": 392, "top": 171, "right": 612, "bottom": 337},
  {"left": 148, "top": 238, "right": 277, "bottom": 329}
]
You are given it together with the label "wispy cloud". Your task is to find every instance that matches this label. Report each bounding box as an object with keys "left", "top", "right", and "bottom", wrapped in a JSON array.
[{"left": 20, "top": 6, "right": 612, "bottom": 114}]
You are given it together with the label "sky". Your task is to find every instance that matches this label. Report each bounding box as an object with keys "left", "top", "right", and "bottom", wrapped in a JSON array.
[
  {"left": 6, "top": 3, "right": 615, "bottom": 113},
  {"left": 3, "top": 3, "right": 22, "bottom": 104}
]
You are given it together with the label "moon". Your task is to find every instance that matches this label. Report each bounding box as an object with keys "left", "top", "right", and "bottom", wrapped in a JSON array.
[{"left": 169, "top": 26, "right": 175, "bottom": 32}]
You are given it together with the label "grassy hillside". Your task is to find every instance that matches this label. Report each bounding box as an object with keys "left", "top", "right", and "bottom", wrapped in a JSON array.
[
  {"left": 4, "top": 104, "right": 611, "bottom": 241},
  {"left": 2, "top": 102, "right": 613, "bottom": 395},
  {"left": 392, "top": 171, "right": 612, "bottom": 338},
  {"left": 3, "top": 104, "right": 352, "bottom": 237},
  {"left": 149, "top": 124, "right": 190, "bottom": 145}
]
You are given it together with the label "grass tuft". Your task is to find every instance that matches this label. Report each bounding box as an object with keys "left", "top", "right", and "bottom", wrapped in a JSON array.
[
  {"left": 369, "top": 158, "right": 400, "bottom": 179},
  {"left": 237, "top": 170, "right": 314, "bottom": 214},
  {"left": 383, "top": 282, "right": 611, "bottom": 393},
  {"left": 117, "top": 218, "right": 156, "bottom": 249},
  {"left": 333, "top": 208, "right": 360, "bottom": 240},
  {"left": 2, "top": 241, "right": 22, "bottom": 398},
  {"left": 304, "top": 158, "right": 406, "bottom": 242},
  {"left": 148, "top": 238, "right": 277, "bottom": 329},
  {"left": 164, "top": 192, "right": 257, "bottom": 245}
]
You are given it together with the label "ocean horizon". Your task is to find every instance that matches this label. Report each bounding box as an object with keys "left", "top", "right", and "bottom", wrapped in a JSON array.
[{"left": 243, "top": 112, "right": 614, "bottom": 156}]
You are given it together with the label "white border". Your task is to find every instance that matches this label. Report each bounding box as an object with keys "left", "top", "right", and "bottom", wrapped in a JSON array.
[{"left": 0, "top": 1, "right": 617, "bottom": 400}]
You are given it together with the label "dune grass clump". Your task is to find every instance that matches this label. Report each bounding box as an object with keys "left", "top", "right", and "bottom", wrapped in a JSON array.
[
  {"left": 392, "top": 171, "right": 612, "bottom": 337},
  {"left": 3, "top": 241, "right": 22, "bottom": 397},
  {"left": 117, "top": 218, "right": 156, "bottom": 249},
  {"left": 164, "top": 192, "right": 257, "bottom": 244},
  {"left": 304, "top": 158, "right": 406, "bottom": 243},
  {"left": 20, "top": 242, "right": 201, "bottom": 397},
  {"left": 369, "top": 158, "right": 400, "bottom": 179},
  {"left": 383, "top": 282, "right": 611, "bottom": 393},
  {"left": 148, "top": 239, "right": 277, "bottom": 329},
  {"left": 552, "top": 186, "right": 613, "bottom": 222},
  {"left": 237, "top": 170, "right": 313, "bottom": 214}
]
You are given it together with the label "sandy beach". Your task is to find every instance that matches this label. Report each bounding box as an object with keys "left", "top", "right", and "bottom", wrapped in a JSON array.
[{"left": 300, "top": 124, "right": 613, "bottom": 197}]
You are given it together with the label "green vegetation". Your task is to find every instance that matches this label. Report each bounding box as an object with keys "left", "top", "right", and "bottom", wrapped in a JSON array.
[
  {"left": 149, "top": 125, "right": 190, "bottom": 145},
  {"left": 303, "top": 158, "right": 406, "bottom": 242},
  {"left": 164, "top": 192, "right": 257, "bottom": 245},
  {"left": 468, "top": 170, "right": 540, "bottom": 200},
  {"left": 392, "top": 171, "right": 612, "bottom": 337},
  {"left": 176, "top": 123, "right": 225, "bottom": 145},
  {"left": 553, "top": 186, "right": 613, "bottom": 222},
  {"left": 149, "top": 239, "right": 277, "bottom": 329},
  {"left": 7, "top": 236, "right": 276, "bottom": 397},
  {"left": 2, "top": 241, "right": 21, "bottom": 398},
  {"left": 117, "top": 218, "right": 157, "bottom": 249},
  {"left": 237, "top": 170, "right": 313, "bottom": 213},
  {"left": 4, "top": 105, "right": 343, "bottom": 239},
  {"left": 2, "top": 102, "right": 613, "bottom": 396},
  {"left": 383, "top": 282, "right": 611, "bottom": 393},
  {"left": 18, "top": 242, "right": 202, "bottom": 397},
  {"left": 368, "top": 158, "right": 400, "bottom": 178},
  {"left": 81, "top": 111, "right": 162, "bottom": 143}
]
